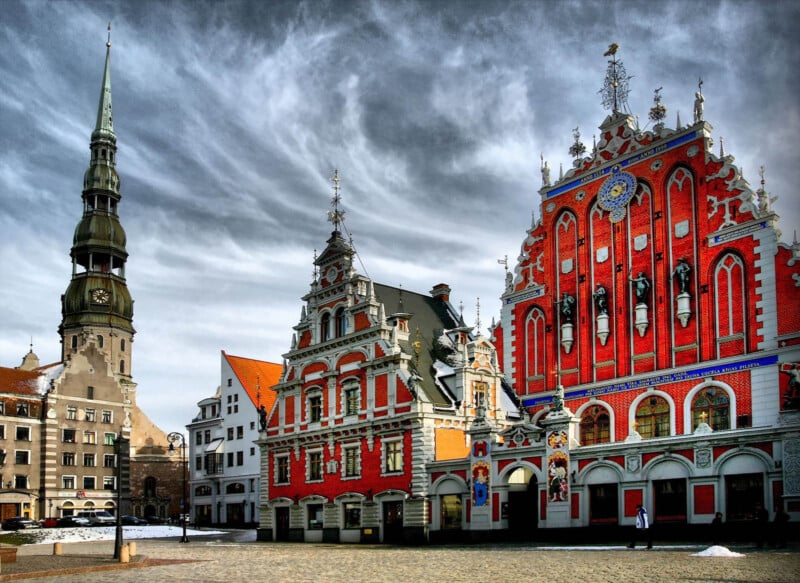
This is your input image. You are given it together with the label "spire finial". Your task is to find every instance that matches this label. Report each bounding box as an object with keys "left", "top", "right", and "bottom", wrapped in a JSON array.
[
  {"left": 475, "top": 297, "right": 481, "bottom": 333},
  {"left": 107, "top": 22, "right": 112, "bottom": 48},
  {"left": 327, "top": 169, "right": 344, "bottom": 232},
  {"left": 599, "top": 42, "right": 631, "bottom": 114},
  {"left": 312, "top": 249, "right": 318, "bottom": 282}
]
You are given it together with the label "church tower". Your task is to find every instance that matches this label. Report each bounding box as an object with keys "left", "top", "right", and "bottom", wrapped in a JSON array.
[{"left": 59, "top": 27, "right": 134, "bottom": 378}]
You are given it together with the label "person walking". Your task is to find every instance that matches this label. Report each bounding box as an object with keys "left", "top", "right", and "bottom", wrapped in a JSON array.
[
  {"left": 711, "top": 512, "right": 724, "bottom": 545},
  {"left": 628, "top": 504, "right": 652, "bottom": 549}
]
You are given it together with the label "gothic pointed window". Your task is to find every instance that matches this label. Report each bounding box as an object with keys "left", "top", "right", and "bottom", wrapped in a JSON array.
[
  {"left": 580, "top": 405, "right": 611, "bottom": 445},
  {"left": 714, "top": 253, "right": 747, "bottom": 358},
  {"left": 691, "top": 387, "right": 730, "bottom": 431},
  {"left": 525, "top": 308, "right": 546, "bottom": 380},
  {"left": 635, "top": 395, "right": 670, "bottom": 438}
]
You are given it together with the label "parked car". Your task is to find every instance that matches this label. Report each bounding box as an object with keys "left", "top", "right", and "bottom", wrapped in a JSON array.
[
  {"left": 76, "top": 510, "right": 115, "bottom": 526},
  {"left": 2, "top": 517, "right": 41, "bottom": 531},
  {"left": 145, "top": 515, "right": 165, "bottom": 524},
  {"left": 39, "top": 517, "right": 59, "bottom": 528},
  {"left": 56, "top": 516, "right": 92, "bottom": 528},
  {"left": 121, "top": 515, "right": 148, "bottom": 525}
]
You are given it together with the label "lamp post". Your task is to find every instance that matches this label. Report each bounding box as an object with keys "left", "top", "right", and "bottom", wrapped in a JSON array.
[
  {"left": 113, "top": 433, "right": 129, "bottom": 559},
  {"left": 167, "top": 432, "right": 189, "bottom": 543}
]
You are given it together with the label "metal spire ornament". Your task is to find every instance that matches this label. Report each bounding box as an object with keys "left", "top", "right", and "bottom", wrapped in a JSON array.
[
  {"left": 327, "top": 169, "right": 345, "bottom": 232},
  {"left": 599, "top": 43, "right": 632, "bottom": 114},
  {"left": 648, "top": 87, "right": 667, "bottom": 125},
  {"left": 568, "top": 126, "right": 586, "bottom": 159}
]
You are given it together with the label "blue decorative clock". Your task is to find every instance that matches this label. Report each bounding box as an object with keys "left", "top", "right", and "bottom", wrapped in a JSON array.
[{"left": 597, "top": 166, "right": 637, "bottom": 222}]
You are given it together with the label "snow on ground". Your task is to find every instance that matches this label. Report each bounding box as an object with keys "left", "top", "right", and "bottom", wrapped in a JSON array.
[
  {"left": 691, "top": 545, "right": 746, "bottom": 557},
  {"left": 0, "top": 525, "right": 225, "bottom": 545}
]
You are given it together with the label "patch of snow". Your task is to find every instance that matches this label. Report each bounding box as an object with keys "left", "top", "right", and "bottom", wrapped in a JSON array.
[
  {"left": 1, "top": 525, "right": 225, "bottom": 546},
  {"left": 691, "top": 545, "right": 745, "bottom": 557}
]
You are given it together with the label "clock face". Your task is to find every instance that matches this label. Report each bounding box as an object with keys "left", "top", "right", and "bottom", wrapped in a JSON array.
[
  {"left": 597, "top": 168, "right": 637, "bottom": 223},
  {"left": 91, "top": 288, "right": 110, "bottom": 304}
]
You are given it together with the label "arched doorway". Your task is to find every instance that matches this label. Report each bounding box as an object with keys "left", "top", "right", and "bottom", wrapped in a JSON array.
[{"left": 506, "top": 467, "right": 537, "bottom": 539}]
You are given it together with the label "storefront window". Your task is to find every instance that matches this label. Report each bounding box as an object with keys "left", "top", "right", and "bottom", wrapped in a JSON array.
[{"left": 440, "top": 494, "right": 462, "bottom": 530}]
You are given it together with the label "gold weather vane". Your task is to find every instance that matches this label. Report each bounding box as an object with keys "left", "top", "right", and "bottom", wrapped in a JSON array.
[
  {"left": 599, "top": 42, "right": 632, "bottom": 114},
  {"left": 327, "top": 169, "right": 345, "bottom": 232}
]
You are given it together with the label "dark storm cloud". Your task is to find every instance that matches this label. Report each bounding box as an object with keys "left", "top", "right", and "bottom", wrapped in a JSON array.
[{"left": 1, "top": 0, "right": 797, "bottom": 433}]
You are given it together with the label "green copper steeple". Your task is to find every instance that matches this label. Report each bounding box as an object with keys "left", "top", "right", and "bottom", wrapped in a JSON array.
[{"left": 60, "top": 25, "right": 135, "bottom": 372}]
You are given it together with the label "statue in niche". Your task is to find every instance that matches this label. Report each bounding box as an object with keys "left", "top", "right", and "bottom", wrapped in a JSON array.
[
  {"left": 780, "top": 363, "right": 800, "bottom": 409},
  {"left": 673, "top": 258, "right": 692, "bottom": 295},
  {"left": 593, "top": 284, "right": 609, "bottom": 315},
  {"left": 629, "top": 272, "right": 652, "bottom": 306},
  {"left": 558, "top": 292, "right": 576, "bottom": 324}
]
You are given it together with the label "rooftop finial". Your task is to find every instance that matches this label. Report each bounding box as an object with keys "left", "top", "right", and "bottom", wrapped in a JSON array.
[
  {"left": 475, "top": 297, "right": 481, "bottom": 333},
  {"left": 599, "top": 42, "right": 631, "bottom": 114},
  {"left": 327, "top": 169, "right": 345, "bottom": 232},
  {"left": 649, "top": 87, "right": 667, "bottom": 126},
  {"left": 107, "top": 22, "right": 112, "bottom": 48}
]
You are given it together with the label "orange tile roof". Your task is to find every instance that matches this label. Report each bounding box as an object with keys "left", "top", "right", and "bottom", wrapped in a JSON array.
[
  {"left": 0, "top": 366, "right": 42, "bottom": 396},
  {"left": 222, "top": 351, "right": 282, "bottom": 412}
]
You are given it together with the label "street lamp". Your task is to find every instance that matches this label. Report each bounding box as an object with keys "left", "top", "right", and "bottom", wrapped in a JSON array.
[
  {"left": 113, "top": 433, "right": 129, "bottom": 559},
  {"left": 167, "top": 432, "right": 189, "bottom": 543}
]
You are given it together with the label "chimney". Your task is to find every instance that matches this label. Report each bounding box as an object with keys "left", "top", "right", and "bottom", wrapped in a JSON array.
[{"left": 430, "top": 283, "right": 451, "bottom": 302}]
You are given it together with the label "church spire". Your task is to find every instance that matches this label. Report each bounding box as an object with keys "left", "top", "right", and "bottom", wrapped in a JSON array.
[
  {"left": 93, "top": 23, "right": 115, "bottom": 144},
  {"left": 60, "top": 27, "right": 134, "bottom": 372}
]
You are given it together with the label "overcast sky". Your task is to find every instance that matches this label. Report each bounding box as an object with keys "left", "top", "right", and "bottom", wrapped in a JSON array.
[{"left": 1, "top": 0, "right": 798, "bottom": 435}]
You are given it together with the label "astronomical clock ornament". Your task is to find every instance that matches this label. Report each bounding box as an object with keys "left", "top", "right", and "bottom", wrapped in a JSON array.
[{"left": 597, "top": 165, "right": 636, "bottom": 222}]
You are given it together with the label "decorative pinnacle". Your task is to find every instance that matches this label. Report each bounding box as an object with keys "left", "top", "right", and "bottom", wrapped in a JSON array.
[
  {"left": 475, "top": 297, "right": 481, "bottom": 333},
  {"left": 568, "top": 126, "right": 586, "bottom": 159},
  {"left": 649, "top": 87, "right": 667, "bottom": 124},
  {"left": 106, "top": 22, "right": 111, "bottom": 48},
  {"left": 327, "top": 169, "right": 345, "bottom": 232},
  {"left": 599, "top": 42, "right": 632, "bottom": 114}
]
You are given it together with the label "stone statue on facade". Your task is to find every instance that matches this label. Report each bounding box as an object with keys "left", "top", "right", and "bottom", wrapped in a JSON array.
[
  {"left": 559, "top": 292, "right": 576, "bottom": 323},
  {"left": 629, "top": 272, "right": 652, "bottom": 306},
  {"left": 593, "top": 284, "right": 608, "bottom": 315},
  {"left": 258, "top": 404, "right": 268, "bottom": 432},
  {"left": 694, "top": 78, "right": 704, "bottom": 123},
  {"left": 673, "top": 258, "right": 692, "bottom": 295}
]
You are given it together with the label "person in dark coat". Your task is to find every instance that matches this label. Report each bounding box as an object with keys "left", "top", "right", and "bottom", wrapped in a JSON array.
[
  {"left": 711, "top": 511, "right": 723, "bottom": 545},
  {"left": 754, "top": 503, "right": 769, "bottom": 548}
]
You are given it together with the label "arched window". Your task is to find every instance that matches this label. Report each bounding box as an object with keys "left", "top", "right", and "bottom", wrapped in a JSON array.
[
  {"left": 525, "top": 308, "right": 546, "bottom": 380},
  {"left": 144, "top": 477, "right": 157, "bottom": 498},
  {"left": 714, "top": 253, "right": 747, "bottom": 357},
  {"left": 320, "top": 312, "right": 331, "bottom": 342},
  {"left": 71, "top": 335, "right": 78, "bottom": 349},
  {"left": 580, "top": 405, "right": 611, "bottom": 445},
  {"left": 635, "top": 395, "right": 670, "bottom": 438},
  {"left": 97, "top": 335, "right": 104, "bottom": 348},
  {"left": 121, "top": 338, "right": 125, "bottom": 352},
  {"left": 691, "top": 387, "right": 730, "bottom": 431},
  {"left": 119, "top": 359, "right": 125, "bottom": 374},
  {"left": 335, "top": 307, "right": 346, "bottom": 338}
]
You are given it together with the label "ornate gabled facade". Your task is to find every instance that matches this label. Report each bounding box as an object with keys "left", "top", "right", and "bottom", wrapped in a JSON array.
[
  {"left": 0, "top": 31, "right": 182, "bottom": 524},
  {"left": 484, "top": 47, "right": 800, "bottom": 537},
  {"left": 256, "top": 175, "right": 517, "bottom": 543}
]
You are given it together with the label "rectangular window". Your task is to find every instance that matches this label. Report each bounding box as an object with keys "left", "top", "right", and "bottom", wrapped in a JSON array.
[
  {"left": 726, "top": 473, "right": 764, "bottom": 521},
  {"left": 104, "top": 432, "right": 116, "bottom": 446},
  {"left": 237, "top": 426, "right": 243, "bottom": 439},
  {"left": 14, "top": 450, "right": 30, "bottom": 465},
  {"left": 227, "top": 427, "right": 234, "bottom": 440},
  {"left": 236, "top": 451, "right": 244, "bottom": 466},
  {"left": 103, "top": 476, "right": 115, "bottom": 490},
  {"left": 83, "top": 476, "right": 96, "bottom": 490},
  {"left": 195, "top": 456, "right": 202, "bottom": 471},
  {"left": 250, "top": 447, "right": 255, "bottom": 456},
  {"left": 227, "top": 406, "right": 231, "bottom": 414},
  {"left": 63, "top": 429, "right": 76, "bottom": 443},
  {"left": 204, "top": 430, "right": 211, "bottom": 443},
  {"left": 250, "top": 421, "right": 255, "bottom": 430},
  {"left": 234, "top": 394, "right": 238, "bottom": 402},
  {"left": 101, "top": 410, "right": 113, "bottom": 424},
  {"left": 344, "top": 387, "right": 359, "bottom": 416},
  {"left": 83, "top": 453, "right": 95, "bottom": 467},
  {"left": 14, "top": 475, "right": 28, "bottom": 489},
  {"left": 103, "top": 454, "right": 116, "bottom": 468},
  {"left": 0, "top": 402, "right": 4, "bottom": 415},
  {"left": 473, "top": 381, "right": 488, "bottom": 410},
  {"left": 16, "top": 402, "right": 29, "bottom": 416},
  {"left": 308, "top": 503, "right": 323, "bottom": 530},
  {"left": 85, "top": 408, "right": 96, "bottom": 422},
  {"left": 66, "top": 406, "right": 77, "bottom": 420},
  {"left": 308, "top": 451, "right": 322, "bottom": 481},
  {"left": 309, "top": 395, "right": 322, "bottom": 423},
  {"left": 234, "top": 404, "right": 238, "bottom": 413},
  {"left": 195, "top": 432, "right": 203, "bottom": 446},
  {"left": 62, "top": 452, "right": 76, "bottom": 466},
  {"left": 343, "top": 502, "right": 361, "bottom": 529},
  {"left": 384, "top": 440, "right": 402, "bottom": 473},
  {"left": 62, "top": 475, "right": 76, "bottom": 489},
  {"left": 343, "top": 446, "right": 360, "bottom": 478},
  {"left": 0, "top": 425, "right": 4, "bottom": 439},
  {"left": 276, "top": 455, "right": 289, "bottom": 484},
  {"left": 87, "top": 386, "right": 94, "bottom": 400},
  {"left": 16, "top": 426, "right": 31, "bottom": 441},
  {"left": 83, "top": 431, "right": 96, "bottom": 445},
  {"left": 227, "top": 395, "right": 232, "bottom": 403},
  {"left": 227, "top": 452, "right": 234, "bottom": 467}
]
